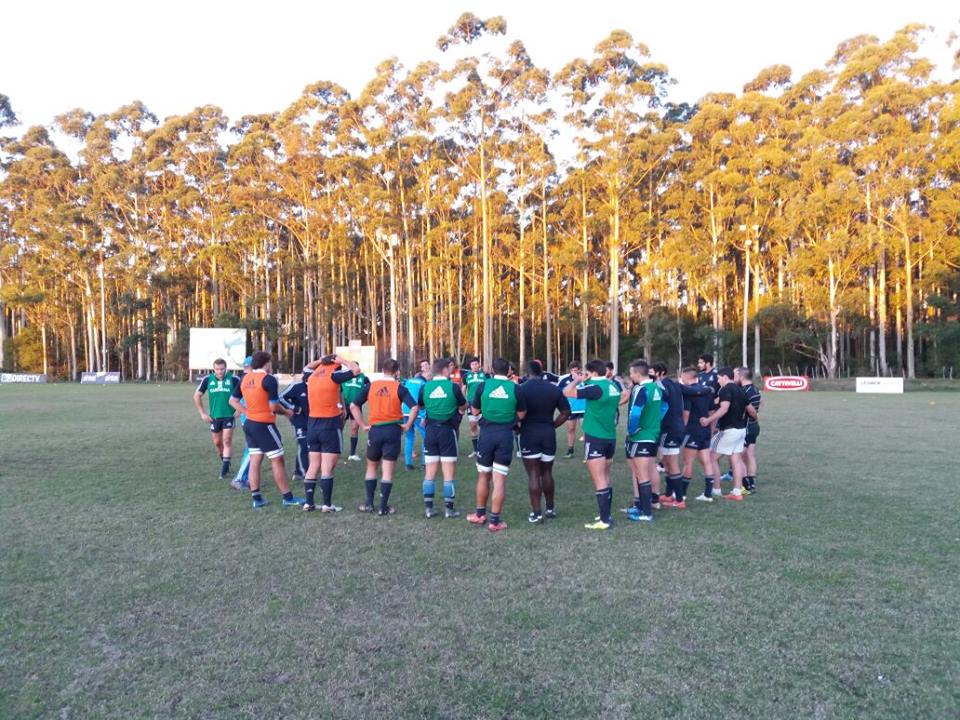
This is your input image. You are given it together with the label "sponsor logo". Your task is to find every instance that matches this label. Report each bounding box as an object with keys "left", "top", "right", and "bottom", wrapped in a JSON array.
[
  {"left": 609, "top": 385, "right": 620, "bottom": 396},
  {"left": 489, "top": 385, "right": 510, "bottom": 399},
  {"left": 429, "top": 386, "right": 448, "bottom": 399},
  {"left": 763, "top": 376, "right": 809, "bottom": 392}
]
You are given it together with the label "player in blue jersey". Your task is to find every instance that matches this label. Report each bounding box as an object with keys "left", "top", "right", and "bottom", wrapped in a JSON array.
[
  {"left": 280, "top": 375, "right": 310, "bottom": 481},
  {"left": 557, "top": 361, "right": 586, "bottom": 458},
  {"left": 402, "top": 360, "right": 431, "bottom": 470}
]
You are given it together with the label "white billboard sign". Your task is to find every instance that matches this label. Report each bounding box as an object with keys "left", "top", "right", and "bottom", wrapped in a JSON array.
[
  {"left": 189, "top": 328, "right": 248, "bottom": 370},
  {"left": 335, "top": 341, "right": 377, "bottom": 375},
  {"left": 855, "top": 377, "right": 904, "bottom": 394}
]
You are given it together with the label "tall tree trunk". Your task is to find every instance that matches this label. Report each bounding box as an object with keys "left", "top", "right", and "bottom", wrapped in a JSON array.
[{"left": 903, "top": 227, "right": 915, "bottom": 379}]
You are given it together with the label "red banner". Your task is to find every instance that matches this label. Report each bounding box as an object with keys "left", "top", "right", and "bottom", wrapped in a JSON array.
[{"left": 763, "top": 375, "right": 810, "bottom": 391}]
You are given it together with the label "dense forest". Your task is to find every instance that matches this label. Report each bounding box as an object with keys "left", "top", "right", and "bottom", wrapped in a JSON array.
[{"left": 1, "top": 14, "right": 959, "bottom": 379}]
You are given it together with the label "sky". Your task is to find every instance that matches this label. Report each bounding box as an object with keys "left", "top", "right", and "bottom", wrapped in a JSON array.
[{"left": 3, "top": 0, "right": 958, "bottom": 134}]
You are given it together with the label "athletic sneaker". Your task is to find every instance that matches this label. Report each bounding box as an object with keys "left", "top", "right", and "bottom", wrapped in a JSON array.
[
  {"left": 693, "top": 494, "right": 713, "bottom": 502},
  {"left": 320, "top": 504, "right": 343, "bottom": 513},
  {"left": 651, "top": 502, "right": 661, "bottom": 511},
  {"left": 347, "top": 455, "right": 361, "bottom": 462},
  {"left": 302, "top": 503, "right": 316, "bottom": 512},
  {"left": 292, "top": 473, "right": 304, "bottom": 482},
  {"left": 357, "top": 504, "right": 375, "bottom": 513},
  {"left": 660, "top": 496, "right": 676, "bottom": 507},
  {"left": 466, "top": 513, "right": 487, "bottom": 525},
  {"left": 671, "top": 500, "right": 687, "bottom": 509},
  {"left": 218, "top": 473, "right": 225, "bottom": 482},
  {"left": 584, "top": 519, "right": 612, "bottom": 530},
  {"left": 528, "top": 511, "right": 543, "bottom": 524},
  {"left": 282, "top": 496, "right": 306, "bottom": 507},
  {"left": 251, "top": 497, "right": 270, "bottom": 509},
  {"left": 741, "top": 487, "right": 752, "bottom": 496},
  {"left": 230, "top": 478, "right": 246, "bottom": 491},
  {"left": 544, "top": 508, "right": 558, "bottom": 519},
  {"left": 468, "top": 451, "right": 478, "bottom": 458},
  {"left": 564, "top": 449, "right": 575, "bottom": 459},
  {"left": 377, "top": 506, "right": 397, "bottom": 516},
  {"left": 725, "top": 493, "right": 744, "bottom": 502},
  {"left": 720, "top": 472, "right": 733, "bottom": 482},
  {"left": 425, "top": 508, "right": 440, "bottom": 519},
  {"left": 626, "top": 508, "right": 653, "bottom": 522},
  {"left": 488, "top": 521, "right": 508, "bottom": 533},
  {"left": 444, "top": 508, "right": 461, "bottom": 519}
]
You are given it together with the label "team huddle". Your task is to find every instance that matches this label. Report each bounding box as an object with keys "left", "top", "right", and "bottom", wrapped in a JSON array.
[{"left": 193, "top": 351, "right": 762, "bottom": 531}]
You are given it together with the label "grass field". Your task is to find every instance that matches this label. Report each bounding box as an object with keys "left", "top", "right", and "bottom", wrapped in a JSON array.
[{"left": 1, "top": 385, "right": 957, "bottom": 719}]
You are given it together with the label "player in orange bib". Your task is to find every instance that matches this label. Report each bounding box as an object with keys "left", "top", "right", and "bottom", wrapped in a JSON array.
[
  {"left": 228, "top": 351, "right": 304, "bottom": 509},
  {"left": 349, "top": 358, "right": 419, "bottom": 515},
  {"left": 301, "top": 353, "right": 362, "bottom": 512}
]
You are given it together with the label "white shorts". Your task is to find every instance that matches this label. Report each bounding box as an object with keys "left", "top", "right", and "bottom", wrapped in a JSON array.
[{"left": 711, "top": 428, "right": 746, "bottom": 456}]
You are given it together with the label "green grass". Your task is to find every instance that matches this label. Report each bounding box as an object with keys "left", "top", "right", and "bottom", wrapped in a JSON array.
[{"left": 1, "top": 385, "right": 957, "bottom": 719}]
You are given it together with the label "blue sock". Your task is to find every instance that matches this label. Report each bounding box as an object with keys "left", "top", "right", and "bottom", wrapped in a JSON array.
[
  {"left": 442, "top": 480, "right": 455, "bottom": 509},
  {"left": 422, "top": 479, "right": 436, "bottom": 508}
]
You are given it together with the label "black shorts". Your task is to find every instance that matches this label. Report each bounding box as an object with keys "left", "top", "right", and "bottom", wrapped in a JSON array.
[
  {"left": 293, "top": 424, "right": 307, "bottom": 442},
  {"left": 424, "top": 422, "right": 459, "bottom": 461},
  {"left": 683, "top": 428, "right": 711, "bottom": 451},
  {"left": 584, "top": 434, "right": 615, "bottom": 460},
  {"left": 519, "top": 423, "right": 557, "bottom": 461},
  {"left": 745, "top": 424, "right": 760, "bottom": 446},
  {"left": 367, "top": 424, "right": 402, "bottom": 462},
  {"left": 210, "top": 417, "right": 235, "bottom": 433},
  {"left": 659, "top": 430, "right": 684, "bottom": 455},
  {"left": 244, "top": 419, "right": 284, "bottom": 458},
  {"left": 625, "top": 440, "right": 658, "bottom": 458},
  {"left": 306, "top": 416, "right": 343, "bottom": 454},
  {"left": 477, "top": 426, "right": 515, "bottom": 472},
  {"left": 567, "top": 412, "right": 584, "bottom": 421}
]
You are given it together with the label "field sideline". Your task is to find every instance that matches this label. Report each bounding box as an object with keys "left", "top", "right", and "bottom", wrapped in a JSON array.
[{"left": 1, "top": 385, "right": 957, "bottom": 719}]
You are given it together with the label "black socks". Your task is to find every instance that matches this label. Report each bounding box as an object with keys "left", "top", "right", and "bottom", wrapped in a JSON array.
[
  {"left": 364, "top": 478, "right": 377, "bottom": 507},
  {"left": 595, "top": 487, "right": 613, "bottom": 524},
  {"left": 319, "top": 476, "right": 334, "bottom": 507}
]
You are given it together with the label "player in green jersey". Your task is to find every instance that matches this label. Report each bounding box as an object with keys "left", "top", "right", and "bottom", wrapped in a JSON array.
[
  {"left": 563, "top": 359, "right": 621, "bottom": 530},
  {"left": 341, "top": 371, "right": 371, "bottom": 461},
  {"left": 193, "top": 357, "right": 239, "bottom": 480},
  {"left": 623, "top": 360, "right": 664, "bottom": 522},
  {"left": 461, "top": 356, "right": 488, "bottom": 458}
]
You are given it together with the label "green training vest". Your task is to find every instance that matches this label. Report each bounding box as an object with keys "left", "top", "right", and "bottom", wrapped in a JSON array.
[
  {"left": 479, "top": 376, "right": 518, "bottom": 424},
  {"left": 581, "top": 377, "right": 620, "bottom": 440},
  {"left": 422, "top": 378, "right": 458, "bottom": 421},
  {"left": 205, "top": 373, "right": 235, "bottom": 419}
]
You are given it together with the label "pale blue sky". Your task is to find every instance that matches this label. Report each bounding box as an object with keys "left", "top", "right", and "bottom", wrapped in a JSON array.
[{"left": 3, "top": 1, "right": 957, "bottom": 133}]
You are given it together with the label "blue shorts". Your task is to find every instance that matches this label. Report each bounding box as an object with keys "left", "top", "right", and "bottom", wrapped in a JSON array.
[
  {"left": 424, "top": 422, "right": 459, "bottom": 462},
  {"left": 307, "top": 417, "right": 343, "bottom": 454},
  {"left": 659, "top": 430, "right": 684, "bottom": 455},
  {"left": 367, "top": 424, "right": 402, "bottom": 462},
  {"left": 745, "top": 424, "right": 760, "bottom": 446},
  {"left": 210, "top": 417, "right": 235, "bottom": 433},
  {"left": 584, "top": 434, "right": 615, "bottom": 461},
  {"left": 625, "top": 440, "right": 657, "bottom": 458},
  {"left": 244, "top": 420, "right": 284, "bottom": 458},
  {"left": 683, "top": 428, "right": 711, "bottom": 451},
  {"left": 518, "top": 423, "right": 557, "bottom": 461},
  {"left": 477, "top": 425, "right": 515, "bottom": 473}
]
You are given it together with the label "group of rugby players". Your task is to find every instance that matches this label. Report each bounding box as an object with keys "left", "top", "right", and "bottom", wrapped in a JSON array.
[{"left": 193, "top": 351, "right": 762, "bottom": 531}]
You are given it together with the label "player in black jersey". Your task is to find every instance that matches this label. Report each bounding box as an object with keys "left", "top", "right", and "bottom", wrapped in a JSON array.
[{"left": 518, "top": 360, "right": 570, "bottom": 523}]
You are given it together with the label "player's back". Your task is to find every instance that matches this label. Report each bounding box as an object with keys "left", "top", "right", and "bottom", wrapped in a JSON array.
[{"left": 521, "top": 378, "right": 565, "bottom": 425}]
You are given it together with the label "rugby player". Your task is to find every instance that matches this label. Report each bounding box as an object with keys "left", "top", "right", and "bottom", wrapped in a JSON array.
[
  {"left": 624, "top": 360, "right": 663, "bottom": 522},
  {"left": 467, "top": 358, "right": 527, "bottom": 532},
  {"left": 229, "top": 356, "right": 253, "bottom": 490},
  {"left": 301, "top": 353, "right": 362, "bottom": 512},
  {"left": 350, "top": 359, "right": 419, "bottom": 515},
  {"left": 402, "top": 360, "right": 431, "bottom": 470},
  {"left": 563, "top": 360, "right": 620, "bottom": 530},
  {"left": 417, "top": 358, "right": 468, "bottom": 519},
  {"left": 193, "top": 358, "right": 239, "bottom": 480},
  {"left": 340, "top": 369, "right": 371, "bottom": 461},
  {"left": 700, "top": 367, "right": 755, "bottom": 501},
  {"left": 557, "top": 361, "right": 586, "bottom": 458},
  {"left": 228, "top": 351, "right": 304, "bottom": 509},
  {"left": 654, "top": 361, "right": 711, "bottom": 509},
  {"left": 461, "top": 356, "right": 487, "bottom": 458},
  {"left": 518, "top": 360, "right": 570, "bottom": 522},
  {"left": 279, "top": 375, "right": 309, "bottom": 481},
  {"left": 739, "top": 367, "right": 762, "bottom": 492},
  {"left": 678, "top": 367, "right": 721, "bottom": 502}
]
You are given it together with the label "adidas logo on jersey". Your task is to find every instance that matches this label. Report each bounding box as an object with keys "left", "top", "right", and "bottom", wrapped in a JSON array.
[
  {"left": 608, "top": 385, "right": 620, "bottom": 396},
  {"left": 489, "top": 385, "right": 510, "bottom": 399},
  {"left": 429, "top": 386, "right": 448, "bottom": 399}
]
